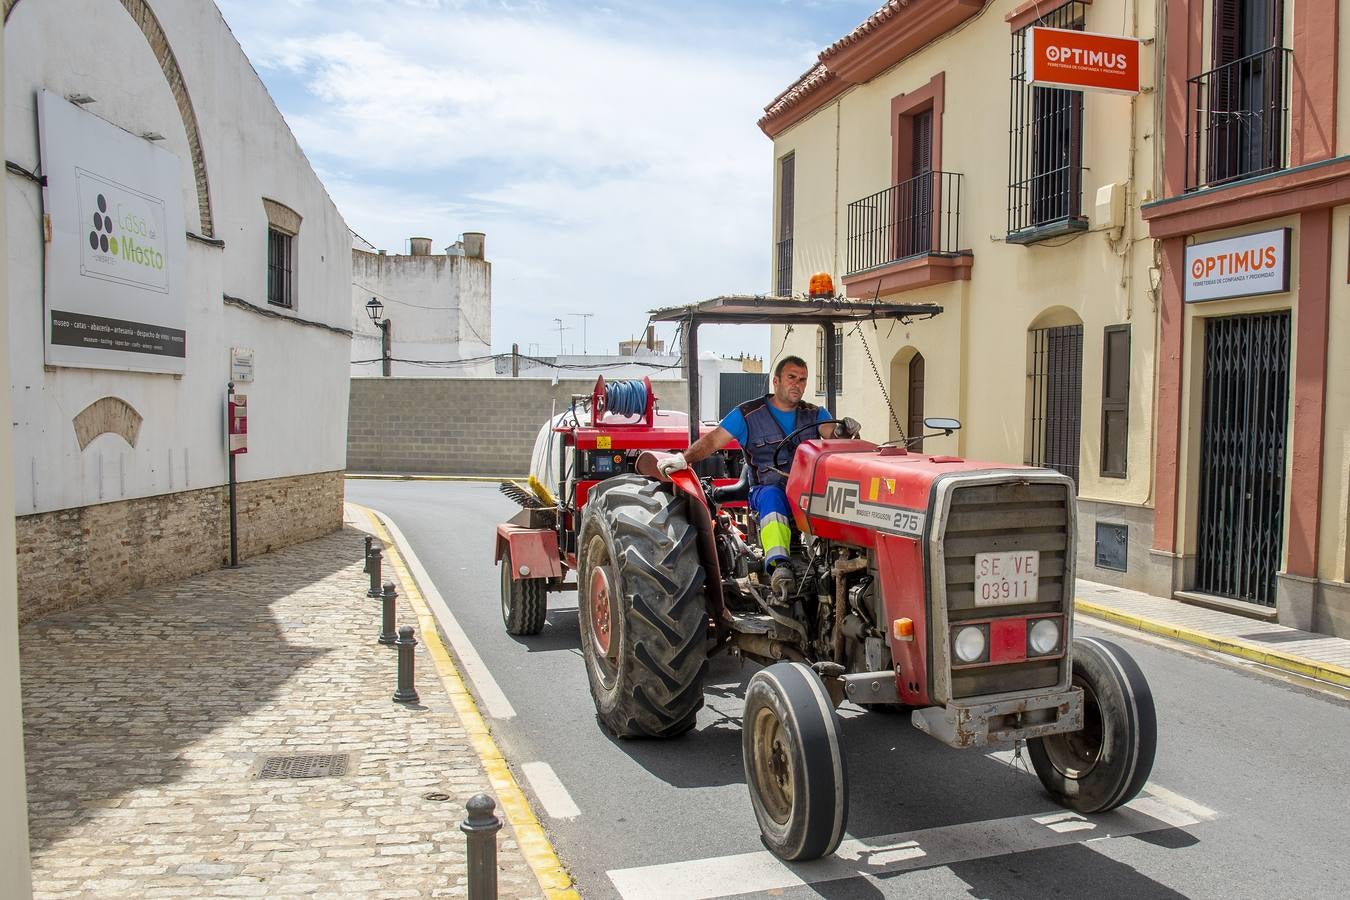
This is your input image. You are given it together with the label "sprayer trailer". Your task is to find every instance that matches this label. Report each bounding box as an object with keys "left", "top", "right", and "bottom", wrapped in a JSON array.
[{"left": 499, "top": 285, "right": 1157, "bottom": 862}]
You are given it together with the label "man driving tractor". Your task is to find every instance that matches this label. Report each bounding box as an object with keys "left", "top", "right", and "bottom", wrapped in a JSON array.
[{"left": 657, "top": 355, "right": 836, "bottom": 597}]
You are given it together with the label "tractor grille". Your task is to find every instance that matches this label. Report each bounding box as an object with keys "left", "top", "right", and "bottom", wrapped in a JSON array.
[{"left": 940, "top": 478, "right": 1072, "bottom": 700}]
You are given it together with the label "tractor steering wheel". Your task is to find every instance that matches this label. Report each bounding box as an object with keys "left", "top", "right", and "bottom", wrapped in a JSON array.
[{"left": 771, "top": 418, "right": 854, "bottom": 470}]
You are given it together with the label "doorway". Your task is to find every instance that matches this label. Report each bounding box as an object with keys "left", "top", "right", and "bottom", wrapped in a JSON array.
[
  {"left": 907, "top": 353, "right": 926, "bottom": 451},
  {"left": 1195, "top": 312, "right": 1290, "bottom": 607}
]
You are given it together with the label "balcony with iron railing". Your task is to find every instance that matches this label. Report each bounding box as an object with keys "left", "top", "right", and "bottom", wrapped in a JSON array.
[
  {"left": 1187, "top": 46, "right": 1292, "bottom": 192},
  {"left": 842, "top": 171, "right": 972, "bottom": 297}
]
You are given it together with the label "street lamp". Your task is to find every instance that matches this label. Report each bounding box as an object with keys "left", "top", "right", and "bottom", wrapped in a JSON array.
[{"left": 365, "top": 297, "right": 392, "bottom": 377}]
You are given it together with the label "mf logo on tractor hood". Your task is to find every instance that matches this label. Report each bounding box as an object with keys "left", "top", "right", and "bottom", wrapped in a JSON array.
[{"left": 808, "top": 479, "right": 926, "bottom": 538}]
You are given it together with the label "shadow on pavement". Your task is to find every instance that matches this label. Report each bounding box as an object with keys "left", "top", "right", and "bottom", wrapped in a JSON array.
[{"left": 19, "top": 527, "right": 359, "bottom": 854}]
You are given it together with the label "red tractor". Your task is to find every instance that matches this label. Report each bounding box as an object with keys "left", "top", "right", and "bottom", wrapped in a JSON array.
[{"left": 506, "top": 292, "right": 1156, "bottom": 863}]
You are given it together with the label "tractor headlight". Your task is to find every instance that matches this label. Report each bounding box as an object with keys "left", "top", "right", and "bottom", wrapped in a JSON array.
[
  {"left": 1028, "top": 618, "right": 1061, "bottom": 655},
  {"left": 952, "top": 625, "right": 988, "bottom": 664}
]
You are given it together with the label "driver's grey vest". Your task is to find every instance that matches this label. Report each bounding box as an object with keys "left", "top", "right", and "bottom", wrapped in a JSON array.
[{"left": 739, "top": 396, "right": 820, "bottom": 488}]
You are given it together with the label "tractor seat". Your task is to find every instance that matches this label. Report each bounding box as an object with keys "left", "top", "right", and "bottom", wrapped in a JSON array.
[{"left": 709, "top": 463, "right": 751, "bottom": 504}]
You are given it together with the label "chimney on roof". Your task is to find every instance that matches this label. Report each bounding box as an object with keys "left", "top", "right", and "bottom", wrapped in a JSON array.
[
  {"left": 462, "top": 232, "right": 486, "bottom": 259},
  {"left": 409, "top": 237, "right": 432, "bottom": 256}
]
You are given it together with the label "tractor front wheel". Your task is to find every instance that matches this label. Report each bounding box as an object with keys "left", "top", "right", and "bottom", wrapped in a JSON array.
[
  {"left": 500, "top": 548, "right": 546, "bottom": 636},
  {"left": 743, "top": 662, "right": 849, "bottom": 861},
  {"left": 1027, "top": 637, "right": 1157, "bottom": 813},
  {"left": 577, "top": 477, "right": 708, "bottom": 738}
]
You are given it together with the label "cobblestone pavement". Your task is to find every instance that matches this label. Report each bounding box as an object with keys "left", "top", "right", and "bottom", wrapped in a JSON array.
[{"left": 20, "top": 521, "right": 544, "bottom": 899}]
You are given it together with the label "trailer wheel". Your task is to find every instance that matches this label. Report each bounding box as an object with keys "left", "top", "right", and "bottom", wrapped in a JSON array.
[
  {"left": 500, "top": 549, "right": 546, "bottom": 636},
  {"left": 1027, "top": 637, "right": 1157, "bottom": 814},
  {"left": 743, "top": 662, "right": 849, "bottom": 861},
  {"left": 577, "top": 477, "right": 708, "bottom": 738}
]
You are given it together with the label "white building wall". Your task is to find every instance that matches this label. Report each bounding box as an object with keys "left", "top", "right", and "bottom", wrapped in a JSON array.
[
  {"left": 5, "top": 0, "right": 351, "bottom": 516},
  {"left": 350, "top": 244, "right": 493, "bottom": 377}
]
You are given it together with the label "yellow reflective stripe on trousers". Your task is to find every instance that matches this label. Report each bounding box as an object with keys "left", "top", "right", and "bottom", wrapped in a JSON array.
[{"left": 760, "top": 513, "right": 791, "bottom": 561}]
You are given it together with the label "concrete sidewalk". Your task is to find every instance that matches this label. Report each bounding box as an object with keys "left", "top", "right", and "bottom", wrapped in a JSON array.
[
  {"left": 1076, "top": 580, "right": 1350, "bottom": 689},
  {"left": 20, "top": 507, "right": 569, "bottom": 899}
]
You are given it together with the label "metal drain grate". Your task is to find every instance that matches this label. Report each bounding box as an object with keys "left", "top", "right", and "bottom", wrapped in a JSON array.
[{"left": 255, "top": 753, "right": 351, "bottom": 780}]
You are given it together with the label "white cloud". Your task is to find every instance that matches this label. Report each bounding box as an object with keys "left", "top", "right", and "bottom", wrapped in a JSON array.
[{"left": 217, "top": 0, "right": 819, "bottom": 357}]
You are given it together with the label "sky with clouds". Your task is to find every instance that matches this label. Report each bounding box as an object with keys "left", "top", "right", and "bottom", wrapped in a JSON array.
[{"left": 213, "top": 0, "right": 880, "bottom": 360}]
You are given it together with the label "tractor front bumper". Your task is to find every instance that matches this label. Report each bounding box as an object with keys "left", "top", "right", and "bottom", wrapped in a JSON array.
[{"left": 911, "top": 687, "right": 1084, "bottom": 749}]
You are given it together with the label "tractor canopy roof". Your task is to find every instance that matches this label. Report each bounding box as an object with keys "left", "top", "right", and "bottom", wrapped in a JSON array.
[{"left": 647, "top": 294, "right": 943, "bottom": 327}]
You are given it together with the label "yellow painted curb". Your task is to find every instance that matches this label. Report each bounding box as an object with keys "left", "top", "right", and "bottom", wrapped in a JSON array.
[
  {"left": 1075, "top": 599, "right": 1350, "bottom": 689},
  {"left": 345, "top": 473, "right": 523, "bottom": 483},
  {"left": 353, "top": 503, "right": 580, "bottom": 900}
]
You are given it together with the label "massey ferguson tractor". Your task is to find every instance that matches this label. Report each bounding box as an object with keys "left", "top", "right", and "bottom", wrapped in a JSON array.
[{"left": 498, "top": 288, "right": 1157, "bottom": 863}]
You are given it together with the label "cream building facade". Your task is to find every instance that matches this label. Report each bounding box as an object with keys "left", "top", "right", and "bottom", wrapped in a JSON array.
[
  {"left": 763, "top": 0, "right": 1164, "bottom": 604},
  {"left": 764, "top": 0, "right": 1350, "bottom": 637}
]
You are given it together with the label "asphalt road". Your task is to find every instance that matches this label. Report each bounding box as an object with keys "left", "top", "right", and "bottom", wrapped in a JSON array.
[{"left": 346, "top": 479, "right": 1350, "bottom": 900}]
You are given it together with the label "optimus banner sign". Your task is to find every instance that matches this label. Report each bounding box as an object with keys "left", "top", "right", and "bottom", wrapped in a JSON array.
[
  {"left": 1025, "top": 27, "right": 1141, "bottom": 95},
  {"left": 1184, "top": 229, "right": 1291, "bottom": 303},
  {"left": 38, "top": 90, "right": 187, "bottom": 374}
]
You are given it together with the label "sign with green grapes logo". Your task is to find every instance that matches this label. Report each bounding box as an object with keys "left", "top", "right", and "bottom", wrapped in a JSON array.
[{"left": 38, "top": 90, "right": 186, "bottom": 374}]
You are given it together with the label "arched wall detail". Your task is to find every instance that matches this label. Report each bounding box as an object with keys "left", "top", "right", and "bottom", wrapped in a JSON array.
[
  {"left": 73, "top": 397, "right": 143, "bottom": 450},
  {"left": 5, "top": 0, "right": 215, "bottom": 236}
]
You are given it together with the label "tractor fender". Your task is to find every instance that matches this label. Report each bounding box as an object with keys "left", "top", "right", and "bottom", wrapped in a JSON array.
[
  {"left": 494, "top": 523, "right": 563, "bottom": 581},
  {"left": 637, "top": 451, "right": 728, "bottom": 626}
]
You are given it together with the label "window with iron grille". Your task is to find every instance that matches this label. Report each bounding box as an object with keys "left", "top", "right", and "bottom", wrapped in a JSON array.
[
  {"left": 1027, "top": 323, "right": 1083, "bottom": 490},
  {"left": 815, "top": 327, "right": 843, "bottom": 395},
  {"left": 1008, "top": 3, "right": 1087, "bottom": 239},
  {"left": 267, "top": 227, "right": 294, "bottom": 308},
  {"left": 775, "top": 153, "right": 795, "bottom": 297},
  {"left": 1101, "top": 325, "right": 1130, "bottom": 477}
]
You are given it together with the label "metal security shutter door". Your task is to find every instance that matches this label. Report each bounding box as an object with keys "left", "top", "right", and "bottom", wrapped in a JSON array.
[
  {"left": 1028, "top": 325, "right": 1083, "bottom": 490},
  {"left": 1195, "top": 312, "right": 1290, "bottom": 607}
]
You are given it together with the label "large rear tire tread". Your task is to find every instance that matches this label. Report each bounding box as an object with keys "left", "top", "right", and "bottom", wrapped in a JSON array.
[
  {"left": 501, "top": 549, "right": 547, "bottom": 636},
  {"left": 579, "top": 476, "right": 708, "bottom": 738},
  {"left": 743, "top": 662, "right": 849, "bottom": 861},
  {"left": 1027, "top": 636, "right": 1157, "bottom": 814}
]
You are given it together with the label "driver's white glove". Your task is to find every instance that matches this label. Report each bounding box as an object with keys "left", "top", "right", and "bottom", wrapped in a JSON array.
[{"left": 656, "top": 453, "right": 689, "bottom": 477}]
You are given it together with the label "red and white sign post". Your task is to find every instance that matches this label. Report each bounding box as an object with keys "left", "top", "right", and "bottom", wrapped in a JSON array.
[{"left": 1025, "top": 27, "right": 1142, "bottom": 94}]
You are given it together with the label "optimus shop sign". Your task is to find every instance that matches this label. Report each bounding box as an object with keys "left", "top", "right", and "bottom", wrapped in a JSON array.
[
  {"left": 1184, "top": 229, "right": 1291, "bottom": 303},
  {"left": 1025, "top": 27, "right": 1141, "bottom": 95}
]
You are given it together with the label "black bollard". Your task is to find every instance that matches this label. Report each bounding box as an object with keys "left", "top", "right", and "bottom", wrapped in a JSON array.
[
  {"left": 363, "top": 535, "right": 374, "bottom": 573},
  {"left": 367, "top": 545, "right": 383, "bottom": 598},
  {"left": 393, "top": 626, "right": 419, "bottom": 704},
  {"left": 379, "top": 582, "right": 398, "bottom": 646},
  {"left": 461, "top": 794, "right": 502, "bottom": 900}
]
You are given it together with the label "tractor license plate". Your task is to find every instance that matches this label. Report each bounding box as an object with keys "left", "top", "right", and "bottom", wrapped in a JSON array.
[{"left": 974, "top": 551, "right": 1039, "bottom": 606}]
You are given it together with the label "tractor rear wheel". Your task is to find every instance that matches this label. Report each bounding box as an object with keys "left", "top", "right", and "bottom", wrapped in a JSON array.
[
  {"left": 743, "top": 662, "right": 849, "bottom": 861},
  {"left": 577, "top": 476, "right": 708, "bottom": 738},
  {"left": 1027, "top": 637, "right": 1157, "bottom": 813},
  {"left": 500, "top": 548, "right": 546, "bottom": 636}
]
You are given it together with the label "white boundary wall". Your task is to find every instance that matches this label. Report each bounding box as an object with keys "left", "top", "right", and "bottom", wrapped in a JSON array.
[{"left": 5, "top": 0, "right": 352, "bottom": 516}]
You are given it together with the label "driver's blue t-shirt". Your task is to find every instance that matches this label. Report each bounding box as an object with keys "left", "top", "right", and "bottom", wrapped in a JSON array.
[{"left": 718, "top": 403, "right": 831, "bottom": 446}]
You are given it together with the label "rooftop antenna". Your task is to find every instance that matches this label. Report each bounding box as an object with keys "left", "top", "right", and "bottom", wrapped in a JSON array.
[
  {"left": 552, "top": 318, "right": 570, "bottom": 356},
  {"left": 570, "top": 313, "right": 595, "bottom": 355}
]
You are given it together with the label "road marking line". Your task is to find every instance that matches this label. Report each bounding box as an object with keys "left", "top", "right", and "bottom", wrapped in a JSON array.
[
  {"left": 608, "top": 850, "right": 805, "bottom": 900},
  {"left": 361, "top": 503, "right": 516, "bottom": 720},
  {"left": 610, "top": 793, "right": 1204, "bottom": 900},
  {"left": 607, "top": 788, "right": 1219, "bottom": 900},
  {"left": 350, "top": 503, "right": 577, "bottom": 900},
  {"left": 522, "top": 762, "right": 581, "bottom": 820}
]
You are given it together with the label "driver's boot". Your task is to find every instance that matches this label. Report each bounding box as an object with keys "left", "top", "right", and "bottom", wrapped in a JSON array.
[{"left": 769, "top": 563, "right": 796, "bottom": 603}]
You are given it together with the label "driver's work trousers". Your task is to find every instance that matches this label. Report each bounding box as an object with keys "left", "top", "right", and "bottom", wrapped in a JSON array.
[{"left": 750, "top": 484, "right": 791, "bottom": 570}]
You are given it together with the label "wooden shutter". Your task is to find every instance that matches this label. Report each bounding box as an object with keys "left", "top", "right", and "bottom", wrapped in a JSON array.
[
  {"left": 778, "top": 154, "right": 795, "bottom": 241},
  {"left": 1101, "top": 325, "right": 1130, "bottom": 477}
]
